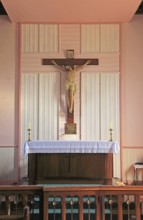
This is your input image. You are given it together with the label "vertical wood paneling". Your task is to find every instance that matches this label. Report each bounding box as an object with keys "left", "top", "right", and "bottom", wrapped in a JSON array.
[
  {"left": 39, "top": 72, "right": 60, "bottom": 140},
  {"left": 81, "top": 72, "right": 120, "bottom": 141},
  {"left": 22, "top": 24, "right": 39, "bottom": 52},
  {"left": 101, "top": 24, "right": 119, "bottom": 52},
  {"left": 81, "top": 24, "right": 100, "bottom": 53},
  {"left": 100, "top": 73, "right": 120, "bottom": 140},
  {"left": 81, "top": 24, "right": 119, "bottom": 53},
  {"left": 21, "top": 73, "right": 39, "bottom": 179},
  {"left": 100, "top": 73, "right": 120, "bottom": 178},
  {"left": 21, "top": 73, "right": 39, "bottom": 142},
  {"left": 39, "top": 24, "right": 59, "bottom": 52},
  {"left": 81, "top": 72, "right": 100, "bottom": 140}
]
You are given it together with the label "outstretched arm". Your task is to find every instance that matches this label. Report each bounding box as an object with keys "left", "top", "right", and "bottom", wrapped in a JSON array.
[
  {"left": 51, "top": 60, "right": 66, "bottom": 71},
  {"left": 75, "top": 60, "right": 91, "bottom": 71}
]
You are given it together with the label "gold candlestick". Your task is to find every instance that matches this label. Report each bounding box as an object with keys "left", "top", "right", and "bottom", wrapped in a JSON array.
[
  {"left": 27, "top": 128, "right": 31, "bottom": 141},
  {"left": 109, "top": 128, "right": 113, "bottom": 141}
]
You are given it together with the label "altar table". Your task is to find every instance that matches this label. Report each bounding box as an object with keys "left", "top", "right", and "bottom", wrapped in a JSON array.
[
  {"left": 24, "top": 140, "right": 119, "bottom": 184},
  {"left": 24, "top": 140, "right": 119, "bottom": 156}
]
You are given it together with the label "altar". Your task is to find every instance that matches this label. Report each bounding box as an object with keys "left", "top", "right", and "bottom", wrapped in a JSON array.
[{"left": 24, "top": 140, "right": 119, "bottom": 184}]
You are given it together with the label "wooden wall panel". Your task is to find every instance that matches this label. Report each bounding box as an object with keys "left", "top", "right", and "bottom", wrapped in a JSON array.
[
  {"left": 100, "top": 73, "right": 120, "bottom": 140},
  {"left": 39, "top": 72, "right": 60, "bottom": 140},
  {"left": 81, "top": 72, "right": 100, "bottom": 140},
  {"left": 81, "top": 72, "right": 119, "bottom": 141},
  {"left": 21, "top": 73, "right": 39, "bottom": 142},
  {"left": 100, "top": 24, "right": 120, "bottom": 52},
  {"left": 81, "top": 24, "right": 100, "bottom": 53},
  {"left": 21, "top": 72, "right": 60, "bottom": 141},
  {"left": 81, "top": 24, "right": 119, "bottom": 53},
  {"left": 22, "top": 24, "right": 39, "bottom": 52},
  {"left": 22, "top": 24, "right": 59, "bottom": 53},
  {"left": 39, "top": 24, "right": 59, "bottom": 52}
]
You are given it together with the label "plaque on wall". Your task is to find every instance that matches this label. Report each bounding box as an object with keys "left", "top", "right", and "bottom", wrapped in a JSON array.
[{"left": 65, "top": 123, "right": 76, "bottom": 134}]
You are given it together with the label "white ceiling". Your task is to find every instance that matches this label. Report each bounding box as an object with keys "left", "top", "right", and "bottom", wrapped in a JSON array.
[{"left": 1, "top": 0, "right": 142, "bottom": 23}]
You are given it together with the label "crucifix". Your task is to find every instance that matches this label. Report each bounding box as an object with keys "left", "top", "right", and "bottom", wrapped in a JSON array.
[{"left": 43, "top": 53, "right": 98, "bottom": 134}]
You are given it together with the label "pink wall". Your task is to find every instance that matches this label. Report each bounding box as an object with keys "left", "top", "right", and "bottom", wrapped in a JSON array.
[
  {"left": 0, "top": 16, "right": 19, "bottom": 146},
  {"left": 121, "top": 15, "right": 143, "bottom": 147}
]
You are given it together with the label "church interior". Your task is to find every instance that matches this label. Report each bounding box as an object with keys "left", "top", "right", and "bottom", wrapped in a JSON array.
[{"left": 0, "top": 0, "right": 143, "bottom": 219}]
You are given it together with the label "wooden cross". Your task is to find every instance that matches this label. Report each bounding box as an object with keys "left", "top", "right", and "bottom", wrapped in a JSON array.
[{"left": 43, "top": 58, "right": 98, "bottom": 66}]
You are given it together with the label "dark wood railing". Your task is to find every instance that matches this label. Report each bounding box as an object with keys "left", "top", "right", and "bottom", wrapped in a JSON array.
[
  {"left": 0, "top": 185, "right": 143, "bottom": 220},
  {"left": 0, "top": 185, "right": 43, "bottom": 219},
  {"left": 43, "top": 185, "right": 143, "bottom": 220}
]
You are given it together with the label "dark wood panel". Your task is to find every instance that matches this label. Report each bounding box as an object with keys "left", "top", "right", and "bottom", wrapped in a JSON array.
[
  {"left": 43, "top": 58, "right": 98, "bottom": 66},
  {"left": 28, "top": 153, "right": 113, "bottom": 184},
  {"left": 76, "top": 154, "right": 106, "bottom": 178}
]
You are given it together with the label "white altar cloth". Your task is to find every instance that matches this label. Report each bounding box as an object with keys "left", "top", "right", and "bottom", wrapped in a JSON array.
[{"left": 23, "top": 140, "right": 119, "bottom": 157}]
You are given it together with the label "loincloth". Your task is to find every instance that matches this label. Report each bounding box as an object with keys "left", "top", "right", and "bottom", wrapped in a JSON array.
[{"left": 65, "top": 80, "right": 76, "bottom": 94}]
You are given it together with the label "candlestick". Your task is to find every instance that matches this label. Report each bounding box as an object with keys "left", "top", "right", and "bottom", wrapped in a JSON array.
[
  {"left": 109, "top": 128, "right": 113, "bottom": 141},
  {"left": 27, "top": 128, "right": 31, "bottom": 141}
]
